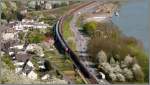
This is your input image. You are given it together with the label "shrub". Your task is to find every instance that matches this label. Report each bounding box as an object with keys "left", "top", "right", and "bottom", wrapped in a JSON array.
[
  {"left": 82, "top": 21, "right": 97, "bottom": 34},
  {"left": 132, "top": 64, "right": 144, "bottom": 82},
  {"left": 27, "top": 30, "right": 45, "bottom": 43},
  {"left": 1, "top": 54, "right": 15, "bottom": 70},
  {"left": 87, "top": 22, "right": 148, "bottom": 82}
]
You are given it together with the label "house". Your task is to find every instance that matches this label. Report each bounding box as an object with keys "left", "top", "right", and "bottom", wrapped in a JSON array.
[
  {"left": 14, "top": 59, "right": 37, "bottom": 80},
  {"left": 9, "top": 44, "right": 24, "bottom": 50},
  {"left": 83, "top": 14, "right": 110, "bottom": 23},
  {"left": 14, "top": 55, "right": 29, "bottom": 74},
  {"left": 1, "top": 40, "right": 19, "bottom": 53},
  {"left": 27, "top": 70, "right": 37, "bottom": 80},
  {"left": 2, "top": 26, "right": 16, "bottom": 33},
  {"left": 41, "top": 74, "right": 50, "bottom": 80},
  {"left": 21, "top": 60, "right": 37, "bottom": 80},
  {"left": 14, "top": 57, "right": 28, "bottom": 74},
  {"left": 12, "top": 19, "right": 49, "bottom": 31},
  {"left": 9, "top": 52, "right": 15, "bottom": 56},
  {"left": 22, "top": 19, "right": 34, "bottom": 23},
  {"left": 13, "top": 23, "right": 24, "bottom": 31},
  {"left": 15, "top": 67, "right": 23, "bottom": 73},
  {"left": 15, "top": 52, "right": 31, "bottom": 62},
  {"left": 42, "top": 37, "right": 54, "bottom": 50},
  {"left": 26, "top": 60, "right": 34, "bottom": 67},
  {"left": 2, "top": 33, "right": 18, "bottom": 41},
  {"left": 45, "top": 2, "right": 52, "bottom": 9},
  {"left": 38, "top": 60, "right": 46, "bottom": 70},
  {"left": 20, "top": 9, "right": 28, "bottom": 15},
  {"left": 26, "top": 44, "right": 44, "bottom": 57},
  {"left": 14, "top": 61, "right": 25, "bottom": 66},
  {"left": 28, "top": 0, "right": 69, "bottom": 10}
]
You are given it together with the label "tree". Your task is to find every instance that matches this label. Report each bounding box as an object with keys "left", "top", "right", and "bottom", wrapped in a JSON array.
[
  {"left": 16, "top": 11, "right": 24, "bottom": 21},
  {"left": 1, "top": 12, "right": 6, "bottom": 19},
  {"left": 109, "top": 72, "right": 117, "bottom": 81},
  {"left": 109, "top": 57, "right": 116, "bottom": 66},
  {"left": 53, "top": 4, "right": 60, "bottom": 8},
  {"left": 1, "top": 54, "right": 15, "bottom": 70},
  {"left": 35, "top": 1, "right": 41, "bottom": 10},
  {"left": 132, "top": 64, "right": 144, "bottom": 82},
  {"left": 83, "top": 21, "right": 97, "bottom": 34},
  {"left": 86, "top": 20, "right": 148, "bottom": 83},
  {"left": 100, "top": 63, "right": 112, "bottom": 73},
  {"left": 122, "top": 68, "right": 133, "bottom": 81},
  {"left": 44, "top": 60, "right": 52, "bottom": 71},
  {"left": 27, "top": 30, "right": 45, "bottom": 43},
  {"left": 116, "top": 73, "right": 125, "bottom": 82},
  {"left": 97, "top": 50, "right": 107, "bottom": 64}
]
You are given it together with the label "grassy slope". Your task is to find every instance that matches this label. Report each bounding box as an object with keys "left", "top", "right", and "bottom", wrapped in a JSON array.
[{"left": 62, "top": 16, "right": 76, "bottom": 51}]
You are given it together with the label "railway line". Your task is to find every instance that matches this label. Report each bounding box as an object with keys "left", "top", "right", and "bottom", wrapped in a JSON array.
[{"left": 54, "top": 1, "right": 109, "bottom": 84}]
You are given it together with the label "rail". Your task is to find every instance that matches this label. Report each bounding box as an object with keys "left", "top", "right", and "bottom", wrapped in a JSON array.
[{"left": 55, "top": 1, "right": 100, "bottom": 84}]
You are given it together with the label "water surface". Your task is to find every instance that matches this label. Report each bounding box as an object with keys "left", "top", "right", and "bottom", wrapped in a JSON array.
[{"left": 112, "top": 0, "right": 149, "bottom": 53}]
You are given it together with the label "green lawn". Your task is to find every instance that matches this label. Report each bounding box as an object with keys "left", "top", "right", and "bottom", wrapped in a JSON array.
[
  {"left": 44, "top": 50, "right": 84, "bottom": 84},
  {"left": 62, "top": 16, "right": 76, "bottom": 51},
  {"left": 62, "top": 16, "right": 73, "bottom": 39},
  {"left": 27, "top": 29, "right": 46, "bottom": 43},
  {"left": 1, "top": 54, "right": 15, "bottom": 70},
  {"left": 128, "top": 45, "right": 149, "bottom": 82}
]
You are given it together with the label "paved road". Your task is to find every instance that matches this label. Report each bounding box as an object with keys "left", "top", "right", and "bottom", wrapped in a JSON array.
[
  {"left": 70, "top": 2, "right": 98, "bottom": 53},
  {"left": 69, "top": 1, "right": 110, "bottom": 84},
  {"left": 55, "top": 1, "right": 112, "bottom": 84},
  {"left": 55, "top": 1, "right": 100, "bottom": 84}
]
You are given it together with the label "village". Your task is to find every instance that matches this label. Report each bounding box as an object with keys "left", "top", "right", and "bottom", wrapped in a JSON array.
[
  {"left": 0, "top": 0, "right": 86, "bottom": 84},
  {"left": 0, "top": 0, "right": 148, "bottom": 84},
  {"left": 1, "top": 18, "right": 69, "bottom": 84}
]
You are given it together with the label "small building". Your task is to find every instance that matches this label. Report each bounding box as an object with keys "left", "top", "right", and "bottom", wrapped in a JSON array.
[
  {"left": 1, "top": 40, "right": 19, "bottom": 53},
  {"left": 12, "top": 19, "right": 49, "bottom": 31},
  {"left": 10, "top": 44, "right": 24, "bottom": 50},
  {"left": 45, "top": 2, "right": 52, "bottom": 9},
  {"left": 26, "top": 44, "right": 44, "bottom": 57},
  {"left": 27, "top": 70, "right": 38, "bottom": 80},
  {"left": 41, "top": 74, "right": 50, "bottom": 80},
  {"left": 15, "top": 66, "right": 23, "bottom": 73},
  {"left": 42, "top": 37, "right": 54, "bottom": 50},
  {"left": 15, "top": 52, "right": 31, "bottom": 62},
  {"left": 2, "top": 33, "right": 18, "bottom": 41},
  {"left": 21, "top": 60, "right": 37, "bottom": 80},
  {"left": 83, "top": 14, "right": 111, "bottom": 23}
]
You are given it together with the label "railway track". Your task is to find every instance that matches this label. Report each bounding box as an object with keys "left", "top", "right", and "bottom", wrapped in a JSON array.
[{"left": 54, "top": 1, "right": 104, "bottom": 84}]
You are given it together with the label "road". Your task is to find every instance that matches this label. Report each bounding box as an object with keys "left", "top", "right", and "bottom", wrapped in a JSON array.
[
  {"left": 54, "top": 1, "right": 111, "bottom": 84},
  {"left": 69, "top": 1, "right": 111, "bottom": 85},
  {"left": 70, "top": 2, "right": 97, "bottom": 53}
]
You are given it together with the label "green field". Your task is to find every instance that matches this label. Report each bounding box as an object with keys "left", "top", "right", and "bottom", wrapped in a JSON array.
[{"left": 62, "top": 16, "right": 76, "bottom": 51}]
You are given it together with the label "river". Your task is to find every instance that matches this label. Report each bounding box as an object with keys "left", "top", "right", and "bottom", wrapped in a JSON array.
[{"left": 112, "top": 0, "right": 149, "bottom": 53}]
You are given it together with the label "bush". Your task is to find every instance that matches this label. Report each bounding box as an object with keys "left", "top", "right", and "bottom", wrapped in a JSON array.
[
  {"left": 1, "top": 54, "right": 15, "bottom": 70},
  {"left": 129, "top": 46, "right": 149, "bottom": 82},
  {"left": 44, "top": 60, "right": 53, "bottom": 71},
  {"left": 27, "top": 30, "right": 46, "bottom": 43},
  {"left": 87, "top": 22, "right": 148, "bottom": 82},
  {"left": 82, "top": 21, "right": 97, "bottom": 34},
  {"left": 132, "top": 64, "right": 144, "bottom": 82}
]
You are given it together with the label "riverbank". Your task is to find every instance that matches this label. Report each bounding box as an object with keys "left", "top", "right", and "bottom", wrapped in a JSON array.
[
  {"left": 84, "top": 21, "right": 149, "bottom": 83},
  {"left": 112, "top": 0, "right": 149, "bottom": 53},
  {"left": 73, "top": 1, "right": 149, "bottom": 83}
]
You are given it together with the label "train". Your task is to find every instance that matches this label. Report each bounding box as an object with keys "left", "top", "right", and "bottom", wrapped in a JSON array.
[{"left": 54, "top": 1, "right": 101, "bottom": 84}]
